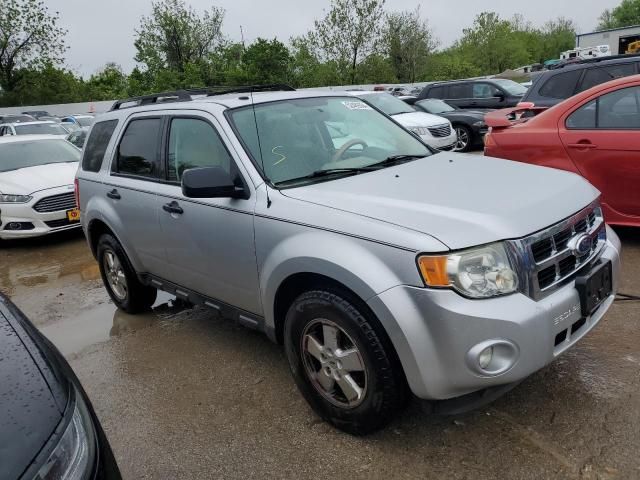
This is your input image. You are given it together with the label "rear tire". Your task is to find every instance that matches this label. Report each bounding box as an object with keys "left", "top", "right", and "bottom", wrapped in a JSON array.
[
  {"left": 284, "top": 288, "right": 408, "bottom": 435},
  {"left": 97, "top": 233, "right": 156, "bottom": 313}
]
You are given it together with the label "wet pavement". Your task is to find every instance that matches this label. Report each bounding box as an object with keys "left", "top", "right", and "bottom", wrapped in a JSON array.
[{"left": 0, "top": 228, "right": 639, "bottom": 479}]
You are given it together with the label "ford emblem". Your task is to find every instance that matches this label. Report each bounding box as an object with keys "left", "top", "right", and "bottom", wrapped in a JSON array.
[{"left": 570, "top": 233, "right": 592, "bottom": 257}]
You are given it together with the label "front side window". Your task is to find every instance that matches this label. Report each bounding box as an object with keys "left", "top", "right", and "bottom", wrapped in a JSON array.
[
  {"left": 167, "top": 118, "right": 234, "bottom": 182},
  {"left": 83, "top": 120, "right": 118, "bottom": 172},
  {"left": 580, "top": 63, "right": 636, "bottom": 92},
  {"left": 116, "top": 118, "right": 162, "bottom": 178},
  {"left": 473, "top": 83, "right": 501, "bottom": 99},
  {"left": 229, "top": 96, "right": 431, "bottom": 186}
]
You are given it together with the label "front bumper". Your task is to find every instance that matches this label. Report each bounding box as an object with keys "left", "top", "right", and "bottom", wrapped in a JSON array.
[
  {"left": 368, "top": 227, "right": 621, "bottom": 400},
  {"left": 419, "top": 131, "right": 457, "bottom": 150},
  {"left": 0, "top": 186, "right": 80, "bottom": 239}
]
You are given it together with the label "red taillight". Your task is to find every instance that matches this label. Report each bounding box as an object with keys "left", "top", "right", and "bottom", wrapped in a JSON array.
[{"left": 74, "top": 177, "right": 80, "bottom": 210}]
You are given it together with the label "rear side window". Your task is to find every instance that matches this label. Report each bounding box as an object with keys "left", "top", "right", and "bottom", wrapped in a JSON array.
[
  {"left": 448, "top": 83, "right": 472, "bottom": 99},
  {"left": 426, "top": 85, "right": 446, "bottom": 98},
  {"left": 82, "top": 120, "right": 118, "bottom": 172},
  {"left": 539, "top": 70, "right": 582, "bottom": 99},
  {"left": 579, "top": 63, "right": 636, "bottom": 92},
  {"left": 115, "top": 118, "right": 162, "bottom": 178},
  {"left": 566, "top": 100, "right": 597, "bottom": 129}
]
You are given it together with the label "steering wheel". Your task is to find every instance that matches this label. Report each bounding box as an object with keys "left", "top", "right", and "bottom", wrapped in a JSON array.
[{"left": 331, "top": 138, "right": 369, "bottom": 163}]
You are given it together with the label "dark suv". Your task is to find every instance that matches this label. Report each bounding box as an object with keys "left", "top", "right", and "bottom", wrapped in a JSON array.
[
  {"left": 522, "top": 54, "right": 640, "bottom": 107},
  {"left": 417, "top": 79, "right": 527, "bottom": 109}
]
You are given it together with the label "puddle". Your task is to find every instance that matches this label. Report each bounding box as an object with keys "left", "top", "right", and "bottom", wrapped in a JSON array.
[{"left": 40, "top": 291, "right": 178, "bottom": 356}]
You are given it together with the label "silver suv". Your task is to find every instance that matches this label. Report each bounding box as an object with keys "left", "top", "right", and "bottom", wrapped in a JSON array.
[{"left": 77, "top": 87, "right": 621, "bottom": 434}]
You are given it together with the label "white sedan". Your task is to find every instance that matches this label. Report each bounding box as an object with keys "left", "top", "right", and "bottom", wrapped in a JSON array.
[
  {"left": 0, "top": 135, "right": 81, "bottom": 239},
  {"left": 347, "top": 91, "right": 457, "bottom": 150}
]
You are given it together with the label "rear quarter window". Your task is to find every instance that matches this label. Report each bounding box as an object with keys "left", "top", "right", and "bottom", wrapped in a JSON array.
[
  {"left": 538, "top": 70, "right": 582, "bottom": 99},
  {"left": 579, "top": 63, "right": 636, "bottom": 92},
  {"left": 82, "top": 120, "right": 118, "bottom": 172},
  {"left": 426, "top": 85, "right": 446, "bottom": 98}
]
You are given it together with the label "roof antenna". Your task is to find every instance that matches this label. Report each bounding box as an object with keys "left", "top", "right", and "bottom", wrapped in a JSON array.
[{"left": 249, "top": 86, "right": 272, "bottom": 208}]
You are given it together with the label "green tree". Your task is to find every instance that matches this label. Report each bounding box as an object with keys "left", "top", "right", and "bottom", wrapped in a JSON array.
[
  {"left": 134, "top": 0, "right": 224, "bottom": 75},
  {"left": 597, "top": 0, "right": 640, "bottom": 30},
  {"left": 307, "top": 0, "right": 385, "bottom": 84},
  {"left": 87, "top": 63, "right": 128, "bottom": 100},
  {"left": 0, "top": 64, "right": 85, "bottom": 107},
  {"left": 384, "top": 7, "right": 437, "bottom": 83},
  {"left": 243, "top": 38, "right": 292, "bottom": 85},
  {"left": 539, "top": 17, "right": 577, "bottom": 61},
  {"left": 0, "top": 0, "right": 67, "bottom": 93},
  {"left": 126, "top": 67, "right": 154, "bottom": 96},
  {"left": 289, "top": 37, "right": 342, "bottom": 87},
  {"left": 457, "top": 12, "right": 530, "bottom": 74}
]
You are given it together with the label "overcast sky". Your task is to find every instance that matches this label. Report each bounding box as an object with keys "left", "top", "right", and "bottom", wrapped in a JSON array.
[{"left": 45, "top": 0, "right": 620, "bottom": 77}]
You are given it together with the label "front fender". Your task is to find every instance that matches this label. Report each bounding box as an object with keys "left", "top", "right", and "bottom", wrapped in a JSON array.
[{"left": 259, "top": 229, "right": 424, "bottom": 334}]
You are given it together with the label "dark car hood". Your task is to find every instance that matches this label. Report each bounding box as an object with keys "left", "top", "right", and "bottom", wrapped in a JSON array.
[
  {"left": 440, "top": 110, "right": 487, "bottom": 121},
  {"left": 0, "top": 297, "right": 66, "bottom": 480}
]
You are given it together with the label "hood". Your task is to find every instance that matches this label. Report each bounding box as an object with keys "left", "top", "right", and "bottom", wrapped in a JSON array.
[
  {"left": 440, "top": 110, "right": 486, "bottom": 122},
  {"left": 282, "top": 153, "right": 599, "bottom": 250},
  {"left": 0, "top": 161, "right": 78, "bottom": 195},
  {"left": 0, "top": 299, "right": 64, "bottom": 479},
  {"left": 392, "top": 111, "right": 451, "bottom": 128}
]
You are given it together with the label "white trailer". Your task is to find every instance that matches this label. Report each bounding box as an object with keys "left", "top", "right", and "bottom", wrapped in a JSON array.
[{"left": 576, "top": 25, "right": 640, "bottom": 55}]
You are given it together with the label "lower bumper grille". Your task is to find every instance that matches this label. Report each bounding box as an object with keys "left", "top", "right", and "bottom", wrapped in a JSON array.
[{"left": 45, "top": 218, "right": 79, "bottom": 228}]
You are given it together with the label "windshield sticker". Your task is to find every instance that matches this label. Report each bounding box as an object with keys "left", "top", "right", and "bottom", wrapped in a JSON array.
[{"left": 342, "top": 101, "right": 372, "bottom": 111}]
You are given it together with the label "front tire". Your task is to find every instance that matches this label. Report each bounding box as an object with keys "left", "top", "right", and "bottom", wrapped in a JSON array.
[
  {"left": 453, "top": 125, "right": 472, "bottom": 152},
  {"left": 284, "top": 289, "right": 408, "bottom": 435},
  {"left": 97, "top": 233, "right": 157, "bottom": 313}
]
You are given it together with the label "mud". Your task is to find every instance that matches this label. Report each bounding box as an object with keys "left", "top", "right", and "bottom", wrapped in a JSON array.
[{"left": 1, "top": 228, "right": 639, "bottom": 479}]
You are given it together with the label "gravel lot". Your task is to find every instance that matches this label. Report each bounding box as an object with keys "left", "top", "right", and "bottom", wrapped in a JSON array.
[{"left": 1, "top": 227, "right": 638, "bottom": 479}]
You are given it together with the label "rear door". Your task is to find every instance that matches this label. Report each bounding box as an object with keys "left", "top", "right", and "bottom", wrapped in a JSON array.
[
  {"left": 445, "top": 83, "right": 473, "bottom": 108},
  {"left": 559, "top": 85, "right": 640, "bottom": 219},
  {"left": 107, "top": 115, "right": 167, "bottom": 274},
  {"left": 152, "top": 113, "right": 261, "bottom": 314}
]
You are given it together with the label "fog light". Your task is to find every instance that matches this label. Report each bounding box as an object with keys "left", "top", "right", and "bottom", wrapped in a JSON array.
[
  {"left": 478, "top": 346, "right": 493, "bottom": 369},
  {"left": 8, "top": 222, "right": 21, "bottom": 230}
]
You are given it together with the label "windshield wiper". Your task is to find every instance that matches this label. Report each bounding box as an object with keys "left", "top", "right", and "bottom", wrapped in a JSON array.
[
  {"left": 274, "top": 167, "right": 373, "bottom": 186},
  {"left": 367, "top": 154, "right": 426, "bottom": 169}
]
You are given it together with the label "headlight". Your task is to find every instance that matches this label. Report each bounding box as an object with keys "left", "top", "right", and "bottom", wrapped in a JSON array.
[
  {"left": 473, "top": 120, "right": 487, "bottom": 129},
  {"left": 417, "top": 242, "right": 518, "bottom": 298},
  {"left": 409, "top": 127, "right": 430, "bottom": 136},
  {"left": 36, "top": 393, "right": 95, "bottom": 480},
  {"left": 0, "top": 194, "right": 32, "bottom": 203}
]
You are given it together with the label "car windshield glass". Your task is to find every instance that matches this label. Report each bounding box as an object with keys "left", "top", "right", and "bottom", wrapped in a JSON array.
[
  {"left": 14, "top": 123, "right": 67, "bottom": 135},
  {"left": 229, "top": 96, "right": 431, "bottom": 186},
  {"left": 76, "top": 117, "right": 94, "bottom": 127},
  {"left": 491, "top": 79, "right": 528, "bottom": 96},
  {"left": 359, "top": 93, "right": 415, "bottom": 115},
  {"left": 0, "top": 140, "right": 80, "bottom": 172},
  {"left": 416, "top": 99, "right": 455, "bottom": 114}
]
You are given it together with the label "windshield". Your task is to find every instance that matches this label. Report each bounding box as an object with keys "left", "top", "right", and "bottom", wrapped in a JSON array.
[
  {"left": 359, "top": 93, "right": 415, "bottom": 115},
  {"left": 14, "top": 123, "right": 67, "bottom": 135},
  {"left": 0, "top": 139, "right": 80, "bottom": 172},
  {"left": 229, "top": 96, "right": 431, "bottom": 186},
  {"left": 416, "top": 99, "right": 455, "bottom": 114},
  {"left": 492, "top": 79, "right": 528, "bottom": 96},
  {"left": 76, "top": 117, "right": 94, "bottom": 127}
]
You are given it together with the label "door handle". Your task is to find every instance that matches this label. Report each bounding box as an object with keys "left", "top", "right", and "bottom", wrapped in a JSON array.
[
  {"left": 107, "top": 189, "right": 121, "bottom": 200},
  {"left": 567, "top": 142, "right": 597, "bottom": 149},
  {"left": 162, "top": 201, "right": 184, "bottom": 215}
]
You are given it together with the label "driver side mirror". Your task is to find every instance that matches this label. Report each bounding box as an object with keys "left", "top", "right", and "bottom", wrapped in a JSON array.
[
  {"left": 182, "top": 166, "right": 247, "bottom": 199},
  {"left": 495, "top": 92, "right": 506, "bottom": 101}
]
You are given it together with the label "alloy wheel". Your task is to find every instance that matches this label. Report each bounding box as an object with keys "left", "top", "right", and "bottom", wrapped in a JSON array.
[
  {"left": 103, "top": 249, "right": 127, "bottom": 301},
  {"left": 301, "top": 318, "right": 368, "bottom": 408},
  {"left": 453, "top": 127, "right": 470, "bottom": 151}
]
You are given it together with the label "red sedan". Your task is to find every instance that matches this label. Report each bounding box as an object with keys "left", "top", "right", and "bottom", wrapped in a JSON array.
[{"left": 484, "top": 75, "right": 640, "bottom": 227}]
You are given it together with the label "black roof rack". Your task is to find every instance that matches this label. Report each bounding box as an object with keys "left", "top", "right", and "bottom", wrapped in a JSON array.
[
  {"left": 550, "top": 53, "right": 640, "bottom": 70},
  {"left": 109, "top": 84, "right": 296, "bottom": 111}
]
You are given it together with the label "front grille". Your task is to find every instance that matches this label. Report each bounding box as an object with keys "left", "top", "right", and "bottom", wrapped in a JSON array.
[
  {"left": 45, "top": 218, "right": 79, "bottom": 228},
  {"left": 428, "top": 124, "right": 451, "bottom": 138},
  {"left": 514, "top": 204, "right": 606, "bottom": 300},
  {"left": 33, "top": 192, "right": 75, "bottom": 213}
]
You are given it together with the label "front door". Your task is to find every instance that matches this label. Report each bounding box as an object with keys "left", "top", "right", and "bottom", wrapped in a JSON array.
[
  {"left": 153, "top": 115, "right": 261, "bottom": 314},
  {"left": 560, "top": 85, "right": 640, "bottom": 220}
]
